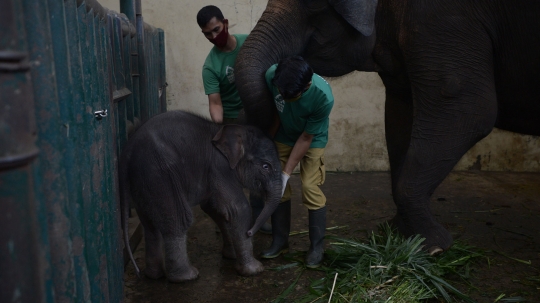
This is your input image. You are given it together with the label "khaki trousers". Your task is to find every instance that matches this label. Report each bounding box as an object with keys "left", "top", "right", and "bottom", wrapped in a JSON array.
[{"left": 275, "top": 141, "right": 326, "bottom": 210}]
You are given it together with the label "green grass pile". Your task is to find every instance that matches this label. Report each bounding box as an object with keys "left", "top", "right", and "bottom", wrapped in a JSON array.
[{"left": 274, "top": 224, "right": 484, "bottom": 303}]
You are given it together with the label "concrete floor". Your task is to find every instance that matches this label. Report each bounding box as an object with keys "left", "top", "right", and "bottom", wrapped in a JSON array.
[{"left": 124, "top": 171, "right": 540, "bottom": 302}]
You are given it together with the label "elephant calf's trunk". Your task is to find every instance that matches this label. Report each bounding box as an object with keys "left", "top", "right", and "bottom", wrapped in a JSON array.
[{"left": 247, "top": 192, "right": 280, "bottom": 237}]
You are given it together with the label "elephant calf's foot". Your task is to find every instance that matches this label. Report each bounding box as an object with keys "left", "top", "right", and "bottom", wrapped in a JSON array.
[
  {"left": 167, "top": 265, "right": 199, "bottom": 283},
  {"left": 222, "top": 244, "right": 236, "bottom": 260},
  {"left": 389, "top": 212, "right": 453, "bottom": 252},
  {"left": 143, "top": 263, "right": 165, "bottom": 280},
  {"left": 235, "top": 259, "right": 264, "bottom": 276}
]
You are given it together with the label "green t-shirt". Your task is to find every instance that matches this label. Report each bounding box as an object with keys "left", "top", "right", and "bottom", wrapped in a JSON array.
[
  {"left": 265, "top": 64, "right": 334, "bottom": 148},
  {"left": 202, "top": 34, "right": 248, "bottom": 119}
]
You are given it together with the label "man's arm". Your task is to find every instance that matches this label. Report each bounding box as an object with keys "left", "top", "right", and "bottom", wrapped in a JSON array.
[
  {"left": 283, "top": 131, "right": 314, "bottom": 175},
  {"left": 208, "top": 93, "right": 223, "bottom": 123}
]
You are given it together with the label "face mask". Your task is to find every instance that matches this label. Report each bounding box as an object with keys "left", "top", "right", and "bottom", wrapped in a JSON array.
[
  {"left": 284, "top": 95, "right": 302, "bottom": 103},
  {"left": 209, "top": 20, "right": 229, "bottom": 48}
]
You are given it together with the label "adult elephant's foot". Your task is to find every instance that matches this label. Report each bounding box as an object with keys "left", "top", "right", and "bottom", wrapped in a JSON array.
[
  {"left": 389, "top": 211, "right": 452, "bottom": 253},
  {"left": 235, "top": 259, "right": 264, "bottom": 276},
  {"left": 166, "top": 265, "right": 199, "bottom": 283}
]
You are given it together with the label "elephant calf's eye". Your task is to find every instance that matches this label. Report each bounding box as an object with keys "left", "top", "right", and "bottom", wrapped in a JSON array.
[{"left": 262, "top": 163, "right": 270, "bottom": 170}]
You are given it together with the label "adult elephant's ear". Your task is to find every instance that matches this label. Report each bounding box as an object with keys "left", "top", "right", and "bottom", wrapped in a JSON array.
[
  {"left": 328, "top": 0, "right": 377, "bottom": 36},
  {"left": 212, "top": 125, "right": 245, "bottom": 169}
]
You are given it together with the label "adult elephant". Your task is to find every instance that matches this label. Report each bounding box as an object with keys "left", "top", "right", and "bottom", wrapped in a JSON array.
[{"left": 235, "top": 0, "right": 540, "bottom": 253}]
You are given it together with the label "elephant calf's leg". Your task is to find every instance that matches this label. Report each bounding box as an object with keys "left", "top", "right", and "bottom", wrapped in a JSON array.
[
  {"left": 138, "top": 213, "right": 165, "bottom": 279},
  {"left": 201, "top": 203, "right": 236, "bottom": 259},
  {"left": 162, "top": 231, "right": 199, "bottom": 282},
  {"left": 229, "top": 204, "right": 264, "bottom": 276}
]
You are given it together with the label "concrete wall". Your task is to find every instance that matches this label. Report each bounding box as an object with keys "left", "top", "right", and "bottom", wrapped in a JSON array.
[{"left": 101, "top": 0, "right": 540, "bottom": 172}]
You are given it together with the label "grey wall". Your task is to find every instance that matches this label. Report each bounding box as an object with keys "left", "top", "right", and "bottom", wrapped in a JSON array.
[{"left": 101, "top": 0, "right": 540, "bottom": 172}]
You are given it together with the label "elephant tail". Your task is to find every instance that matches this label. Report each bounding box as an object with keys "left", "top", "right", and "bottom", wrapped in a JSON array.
[{"left": 119, "top": 152, "right": 141, "bottom": 277}]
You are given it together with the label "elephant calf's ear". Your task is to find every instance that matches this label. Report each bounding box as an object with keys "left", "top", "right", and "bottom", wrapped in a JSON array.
[{"left": 212, "top": 125, "right": 246, "bottom": 169}]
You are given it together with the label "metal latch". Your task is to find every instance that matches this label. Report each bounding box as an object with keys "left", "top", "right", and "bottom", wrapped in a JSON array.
[
  {"left": 0, "top": 50, "right": 30, "bottom": 72},
  {"left": 94, "top": 109, "right": 108, "bottom": 120}
]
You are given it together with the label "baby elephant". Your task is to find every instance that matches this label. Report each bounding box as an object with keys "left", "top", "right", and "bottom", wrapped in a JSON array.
[{"left": 120, "top": 110, "right": 282, "bottom": 282}]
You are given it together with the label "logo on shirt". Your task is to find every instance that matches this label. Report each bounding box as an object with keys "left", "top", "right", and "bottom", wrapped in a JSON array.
[
  {"left": 226, "top": 66, "right": 235, "bottom": 83},
  {"left": 274, "top": 94, "right": 285, "bottom": 112}
]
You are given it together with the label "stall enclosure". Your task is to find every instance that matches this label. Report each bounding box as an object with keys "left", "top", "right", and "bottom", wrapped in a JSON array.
[{"left": 0, "top": 0, "right": 166, "bottom": 301}]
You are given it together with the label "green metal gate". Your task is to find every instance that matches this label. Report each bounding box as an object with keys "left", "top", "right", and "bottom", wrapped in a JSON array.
[{"left": 0, "top": 0, "right": 166, "bottom": 302}]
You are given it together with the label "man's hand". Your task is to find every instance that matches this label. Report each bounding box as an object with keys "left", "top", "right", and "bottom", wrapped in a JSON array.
[
  {"left": 281, "top": 171, "right": 290, "bottom": 197},
  {"left": 208, "top": 93, "right": 224, "bottom": 123}
]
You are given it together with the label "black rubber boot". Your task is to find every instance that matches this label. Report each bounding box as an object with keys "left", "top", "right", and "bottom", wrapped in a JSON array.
[
  {"left": 305, "top": 206, "right": 326, "bottom": 268},
  {"left": 261, "top": 200, "right": 291, "bottom": 259},
  {"left": 250, "top": 193, "right": 272, "bottom": 234}
]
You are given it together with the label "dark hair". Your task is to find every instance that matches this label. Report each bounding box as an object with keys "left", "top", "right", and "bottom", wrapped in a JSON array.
[
  {"left": 272, "top": 56, "right": 313, "bottom": 99},
  {"left": 196, "top": 5, "right": 225, "bottom": 27}
]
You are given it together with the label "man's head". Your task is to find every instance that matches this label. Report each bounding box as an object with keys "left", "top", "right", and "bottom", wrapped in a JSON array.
[
  {"left": 197, "top": 5, "right": 229, "bottom": 47},
  {"left": 272, "top": 56, "right": 313, "bottom": 102}
]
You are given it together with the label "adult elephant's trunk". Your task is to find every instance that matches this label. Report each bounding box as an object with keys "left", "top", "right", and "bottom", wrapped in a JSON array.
[
  {"left": 235, "top": 0, "right": 311, "bottom": 132},
  {"left": 247, "top": 186, "right": 282, "bottom": 237}
]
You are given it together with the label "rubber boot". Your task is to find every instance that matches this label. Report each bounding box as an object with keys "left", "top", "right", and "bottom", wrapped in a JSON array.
[
  {"left": 260, "top": 200, "right": 291, "bottom": 258},
  {"left": 305, "top": 206, "right": 326, "bottom": 268},
  {"left": 250, "top": 194, "right": 272, "bottom": 234}
]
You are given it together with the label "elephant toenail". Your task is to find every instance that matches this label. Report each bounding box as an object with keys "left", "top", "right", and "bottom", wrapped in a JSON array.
[{"left": 428, "top": 246, "right": 444, "bottom": 256}]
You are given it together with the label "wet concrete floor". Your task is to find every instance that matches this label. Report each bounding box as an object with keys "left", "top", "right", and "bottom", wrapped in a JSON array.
[{"left": 124, "top": 171, "right": 540, "bottom": 302}]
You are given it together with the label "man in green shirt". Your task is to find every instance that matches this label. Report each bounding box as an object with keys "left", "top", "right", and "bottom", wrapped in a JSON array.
[
  {"left": 197, "top": 5, "right": 246, "bottom": 124},
  {"left": 261, "top": 56, "right": 334, "bottom": 268},
  {"left": 197, "top": 6, "right": 271, "bottom": 234}
]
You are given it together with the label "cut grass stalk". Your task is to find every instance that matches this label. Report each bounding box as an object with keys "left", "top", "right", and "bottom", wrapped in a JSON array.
[
  {"left": 492, "top": 250, "right": 532, "bottom": 265},
  {"left": 290, "top": 226, "right": 349, "bottom": 237},
  {"left": 328, "top": 273, "right": 338, "bottom": 302}
]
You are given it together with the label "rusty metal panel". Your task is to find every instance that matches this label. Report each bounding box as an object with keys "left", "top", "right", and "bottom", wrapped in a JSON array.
[
  {"left": 77, "top": 5, "right": 110, "bottom": 302},
  {"left": 109, "top": 13, "right": 128, "bottom": 156},
  {"left": 123, "top": 20, "right": 137, "bottom": 135},
  {"left": 158, "top": 29, "right": 167, "bottom": 113},
  {"left": 92, "top": 7, "right": 123, "bottom": 303},
  {"left": 0, "top": 167, "right": 48, "bottom": 303},
  {"left": 63, "top": 0, "right": 94, "bottom": 300},
  {"left": 44, "top": 0, "right": 82, "bottom": 302},
  {"left": 99, "top": 15, "right": 124, "bottom": 301},
  {"left": 22, "top": 0, "right": 77, "bottom": 302},
  {"left": 0, "top": 0, "right": 48, "bottom": 301},
  {"left": 135, "top": 0, "right": 149, "bottom": 123},
  {"left": 0, "top": 0, "right": 38, "bottom": 170}
]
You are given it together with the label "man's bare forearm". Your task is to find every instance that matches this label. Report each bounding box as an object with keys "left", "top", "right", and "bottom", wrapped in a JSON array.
[
  {"left": 283, "top": 132, "right": 313, "bottom": 175},
  {"left": 208, "top": 93, "right": 223, "bottom": 123}
]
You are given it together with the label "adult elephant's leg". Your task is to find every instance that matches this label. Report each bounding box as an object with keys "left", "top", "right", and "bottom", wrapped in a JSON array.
[
  {"left": 380, "top": 75, "right": 414, "bottom": 184},
  {"left": 137, "top": 210, "right": 165, "bottom": 279},
  {"left": 392, "top": 31, "right": 497, "bottom": 252}
]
